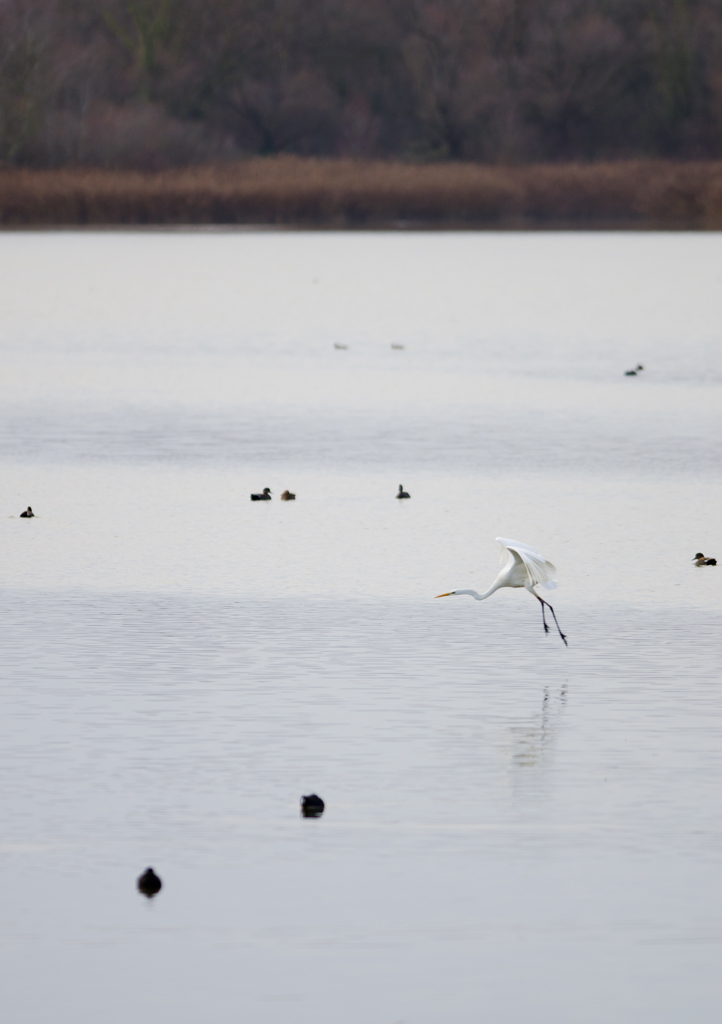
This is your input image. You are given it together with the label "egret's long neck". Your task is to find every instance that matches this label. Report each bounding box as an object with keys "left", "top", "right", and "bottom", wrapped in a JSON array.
[{"left": 455, "top": 584, "right": 500, "bottom": 601}]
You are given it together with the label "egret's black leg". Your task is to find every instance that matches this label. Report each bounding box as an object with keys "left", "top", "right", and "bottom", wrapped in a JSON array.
[
  {"left": 533, "top": 593, "right": 551, "bottom": 634},
  {"left": 532, "top": 592, "right": 568, "bottom": 645},
  {"left": 544, "top": 601, "right": 568, "bottom": 646}
]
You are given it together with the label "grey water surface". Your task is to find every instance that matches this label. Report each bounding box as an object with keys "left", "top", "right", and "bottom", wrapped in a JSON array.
[{"left": 0, "top": 231, "right": 721, "bottom": 1023}]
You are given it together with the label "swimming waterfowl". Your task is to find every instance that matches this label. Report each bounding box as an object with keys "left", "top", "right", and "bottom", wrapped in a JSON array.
[
  {"left": 693, "top": 552, "right": 717, "bottom": 566},
  {"left": 624, "top": 364, "right": 644, "bottom": 376},
  {"left": 137, "top": 867, "right": 162, "bottom": 897},
  {"left": 19, "top": 506, "right": 34, "bottom": 517},
  {"left": 334, "top": 343, "right": 348, "bottom": 350},
  {"left": 396, "top": 485, "right": 410, "bottom": 499},
  {"left": 251, "top": 488, "right": 272, "bottom": 501},
  {"left": 391, "top": 344, "right": 405, "bottom": 350},
  {"left": 301, "top": 794, "right": 325, "bottom": 817},
  {"left": 281, "top": 490, "right": 296, "bottom": 501}
]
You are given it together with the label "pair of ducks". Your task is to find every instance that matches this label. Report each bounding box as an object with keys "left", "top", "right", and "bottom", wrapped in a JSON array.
[
  {"left": 250, "top": 488, "right": 295, "bottom": 501},
  {"left": 138, "top": 794, "right": 326, "bottom": 898},
  {"left": 333, "top": 344, "right": 405, "bottom": 350},
  {"left": 625, "top": 364, "right": 644, "bottom": 376}
]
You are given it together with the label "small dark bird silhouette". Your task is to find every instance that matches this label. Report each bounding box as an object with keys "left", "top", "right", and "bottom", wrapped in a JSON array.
[
  {"left": 334, "top": 343, "right": 348, "bottom": 350},
  {"left": 624, "top": 364, "right": 644, "bottom": 376},
  {"left": 137, "top": 867, "right": 162, "bottom": 898},
  {"left": 396, "top": 485, "right": 410, "bottom": 499},
  {"left": 19, "top": 506, "right": 34, "bottom": 517},
  {"left": 300, "top": 794, "right": 325, "bottom": 817},
  {"left": 251, "top": 488, "right": 272, "bottom": 501},
  {"left": 693, "top": 552, "right": 717, "bottom": 566},
  {"left": 281, "top": 490, "right": 296, "bottom": 501}
]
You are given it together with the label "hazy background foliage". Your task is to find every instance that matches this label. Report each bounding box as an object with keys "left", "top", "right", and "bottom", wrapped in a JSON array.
[{"left": 2, "top": 0, "right": 722, "bottom": 167}]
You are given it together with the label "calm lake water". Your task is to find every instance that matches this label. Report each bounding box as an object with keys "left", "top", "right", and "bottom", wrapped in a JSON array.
[{"left": 0, "top": 230, "right": 720, "bottom": 1023}]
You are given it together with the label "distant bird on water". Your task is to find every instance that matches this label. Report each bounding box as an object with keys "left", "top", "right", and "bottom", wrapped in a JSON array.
[
  {"left": 251, "top": 488, "right": 272, "bottom": 501},
  {"left": 137, "top": 867, "right": 162, "bottom": 898},
  {"left": 436, "top": 537, "right": 568, "bottom": 645},
  {"left": 281, "top": 490, "right": 296, "bottom": 501},
  {"left": 693, "top": 552, "right": 717, "bottom": 566},
  {"left": 334, "top": 343, "right": 348, "bottom": 350},
  {"left": 301, "top": 794, "right": 325, "bottom": 817},
  {"left": 624, "top": 364, "right": 644, "bottom": 376},
  {"left": 391, "top": 344, "right": 405, "bottom": 350},
  {"left": 19, "top": 506, "right": 34, "bottom": 517},
  {"left": 396, "top": 485, "right": 410, "bottom": 499}
]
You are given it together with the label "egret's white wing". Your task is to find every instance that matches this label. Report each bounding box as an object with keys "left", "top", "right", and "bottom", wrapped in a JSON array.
[{"left": 496, "top": 537, "right": 558, "bottom": 589}]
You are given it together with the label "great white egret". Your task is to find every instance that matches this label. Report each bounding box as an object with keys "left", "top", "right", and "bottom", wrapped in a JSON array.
[{"left": 436, "top": 537, "right": 568, "bottom": 645}]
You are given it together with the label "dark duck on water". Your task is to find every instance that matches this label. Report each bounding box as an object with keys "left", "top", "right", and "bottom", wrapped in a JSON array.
[
  {"left": 301, "top": 794, "right": 325, "bottom": 817},
  {"left": 137, "top": 867, "right": 162, "bottom": 898},
  {"left": 396, "top": 485, "right": 410, "bottom": 499},
  {"left": 251, "top": 488, "right": 272, "bottom": 501},
  {"left": 693, "top": 552, "right": 717, "bottom": 566}
]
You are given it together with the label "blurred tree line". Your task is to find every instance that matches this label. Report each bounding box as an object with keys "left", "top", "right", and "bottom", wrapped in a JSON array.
[{"left": 1, "top": 0, "right": 722, "bottom": 166}]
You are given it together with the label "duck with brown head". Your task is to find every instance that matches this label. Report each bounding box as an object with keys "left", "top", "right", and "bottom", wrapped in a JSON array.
[{"left": 693, "top": 552, "right": 717, "bottom": 566}]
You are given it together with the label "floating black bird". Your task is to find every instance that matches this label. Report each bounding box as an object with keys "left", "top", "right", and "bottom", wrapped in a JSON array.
[
  {"left": 396, "top": 485, "right": 410, "bottom": 499},
  {"left": 251, "top": 488, "right": 272, "bottom": 501},
  {"left": 624, "top": 364, "right": 644, "bottom": 376},
  {"left": 19, "top": 506, "right": 34, "bottom": 517},
  {"left": 301, "top": 794, "right": 325, "bottom": 817},
  {"left": 693, "top": 552, "right": 717, "bottom": 566},
  {"left": 137, "top": 867, "right": 162, "bottom": 898},
  {"left": 281, "top": 490, "right": 296, "bottom": 501}
]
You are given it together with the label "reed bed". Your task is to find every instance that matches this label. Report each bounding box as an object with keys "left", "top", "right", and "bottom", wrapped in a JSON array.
[{"left": 2, "top": 158, "right": 722, "bottom": 227}]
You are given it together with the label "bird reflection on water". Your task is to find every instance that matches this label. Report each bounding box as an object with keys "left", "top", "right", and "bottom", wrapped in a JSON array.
[{"left": 509, "top": 685, "right": 568, "bottom": 776}]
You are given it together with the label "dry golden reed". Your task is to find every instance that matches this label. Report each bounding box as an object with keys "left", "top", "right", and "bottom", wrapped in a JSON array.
[{"left": 2, "top": 158, "right": 722, "bottom": 226}]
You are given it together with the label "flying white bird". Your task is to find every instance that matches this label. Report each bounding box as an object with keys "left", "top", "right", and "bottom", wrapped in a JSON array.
[{"left": 436, "top": 537, "right": 568, "bottom": 645}]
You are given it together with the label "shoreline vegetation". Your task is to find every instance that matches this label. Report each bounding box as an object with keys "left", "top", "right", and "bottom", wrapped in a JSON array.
[{"left": 2, "top": 158, "right": 722, "bottom": 229}]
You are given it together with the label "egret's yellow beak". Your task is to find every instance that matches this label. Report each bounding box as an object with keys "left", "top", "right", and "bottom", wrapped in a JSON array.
[{"left": 435, "top": 592, "right": 453, "bottom": 598}]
